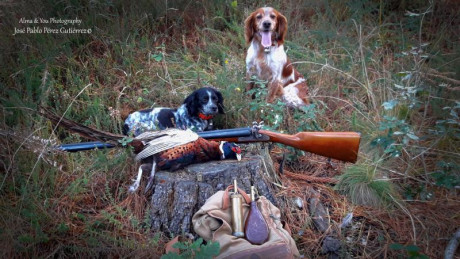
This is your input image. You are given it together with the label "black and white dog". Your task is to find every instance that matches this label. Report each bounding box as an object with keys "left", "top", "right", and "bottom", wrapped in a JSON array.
[{"left": 123, "top": 87, "right": 224, "bottom": 136}]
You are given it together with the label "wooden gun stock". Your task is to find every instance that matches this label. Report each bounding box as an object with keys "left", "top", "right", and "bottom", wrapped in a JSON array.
[
  {"left": 213, "top": 130, "right": 361, "bottom": 163},
  {"left": 259, "top": 130, "right": 361, "bottom": 163}
]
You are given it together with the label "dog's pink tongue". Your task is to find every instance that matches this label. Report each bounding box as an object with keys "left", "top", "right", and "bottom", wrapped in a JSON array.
[{"left": 261, "top": 31, "right": 272, "bottom": 48}]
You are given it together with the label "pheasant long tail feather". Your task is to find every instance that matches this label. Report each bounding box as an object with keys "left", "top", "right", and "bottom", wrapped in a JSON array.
[
  {"left": 38, "top": 107, "right": 125, "bottom": 145},
  {"left": 135, "top": 129, "right": 199, "bottom": 161}
]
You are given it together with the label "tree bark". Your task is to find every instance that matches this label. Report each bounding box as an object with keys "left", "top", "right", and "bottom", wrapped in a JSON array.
[{"left": 149, "top": 155, "right": 277, "bottom": 236}]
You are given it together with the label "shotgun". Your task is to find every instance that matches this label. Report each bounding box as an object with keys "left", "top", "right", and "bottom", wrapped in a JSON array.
[
  {"left": 57, "top": 123, "right": 360, "bottom": 163},
  {"left": 205, "top": 122, "right": 361, "bottom": 163},
  {"left": 40, "top": 109, "right": 360, "bottom": 162}
]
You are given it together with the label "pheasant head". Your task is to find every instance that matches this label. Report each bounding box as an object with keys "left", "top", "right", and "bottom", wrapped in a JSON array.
[{"left": 219, "top": 142, "right": 242, "bottom": 161}]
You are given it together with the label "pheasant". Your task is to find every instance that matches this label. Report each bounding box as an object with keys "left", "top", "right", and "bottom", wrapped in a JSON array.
[
  {"left": 39, "top": 108, "right": 242, "bottom": 193},
  {"left": 129, "top": 129, "right": 241, "bottom": 192}
]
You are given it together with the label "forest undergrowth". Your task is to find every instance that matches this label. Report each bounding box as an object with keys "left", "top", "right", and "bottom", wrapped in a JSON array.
[{"left": 0, "top": 0, "right": 459, "bottom": 258}]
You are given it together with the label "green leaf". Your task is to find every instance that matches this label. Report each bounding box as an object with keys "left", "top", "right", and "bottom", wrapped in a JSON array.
[
  {"left": 450, "top": 109, "right": 459, "bottom": 119},
  {"left": 402, "top": 136, "right": 409, "bottom": 145},
  {"left": 118, "top": 137, "right": 133, "bottom": 146},
  {"left": 396, "top": 72, "right": 408, "bottom": 77},
  {"left": 196, "top": 241, "right": 220, "bottom": 259},
  {"left": 382, "top": 100, "right": 398, "bottom": 110},
  {"left": 172, "top": 241, "right": 189, "bottom": 250},
  {"left": 406, "top": 11, "right": 421, "bottom": 17},
  {"left": 405, "top": 245, "right": 420, "bottom": 252},
  {"left": 152, "top": 53, "right": 163, "bottom": 62},
  {"left": 18, "top": 234, "right": 34, "bottom": 244},
  {"left": 160, "top": 252, "right": 182, "bottom": 259},
  {"left": 389, "top": 243, "right": 404, "bottom": 250},
  {"left": 190, "top": 238, "right": 203, "bottom": 250},
  {"left": 231, "top": 0, "right": 237, "bottom": 8},
  {"left": 406, "top": 133, "right": 419, "bottom": 140},
  {"left": 56, "top": 223, "right": 69, "bottom": 233}
]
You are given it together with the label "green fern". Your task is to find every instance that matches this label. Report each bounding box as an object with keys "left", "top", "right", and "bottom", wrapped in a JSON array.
[{"left": 161, "top": 238, "right": 220, "bottom": 259}]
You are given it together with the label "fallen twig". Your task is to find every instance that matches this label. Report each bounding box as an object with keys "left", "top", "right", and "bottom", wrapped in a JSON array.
[{"left": 284, "top": 171, "right": 338, "bottom": 184}]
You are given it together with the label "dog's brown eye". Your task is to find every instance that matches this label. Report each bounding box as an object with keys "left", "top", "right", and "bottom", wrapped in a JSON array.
[
  {"left": 270, "top": 14, "right": 276, "bottom": 19},
  {"left": 256, "top": 15, "right": 262, "bottom": 19}
]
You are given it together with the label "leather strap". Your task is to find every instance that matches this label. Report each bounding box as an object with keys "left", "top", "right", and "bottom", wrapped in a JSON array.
[{"left": 222, "top": 184, "right": 251, "bottom": 210}]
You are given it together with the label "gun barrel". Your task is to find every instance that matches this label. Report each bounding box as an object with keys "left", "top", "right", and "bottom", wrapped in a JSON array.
[
  {"left": 58, "top": 141, "right": 116, "bottom": 152},
  {"left": 259, "top": 130, "right": 361, "bottom": 163},
  {"left": 56, "top": 128, "right": 253, "bottom": 152},
  {"left": 198, "top": 127, "right": 252, "bottom": 139}
]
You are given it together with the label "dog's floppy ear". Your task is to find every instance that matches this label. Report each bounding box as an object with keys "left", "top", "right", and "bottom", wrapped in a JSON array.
[
  {"left": 244, "top": 12, "right": 257, "bottom": 44},
  {"left": 276, "top": 12, "right": 288, "bottom": 45},
  {"left": 216, "top": 90, "right": 225, "bottom": 114},
  {"left": 184, "top": 91, "right": 199, "bottom": 116}
]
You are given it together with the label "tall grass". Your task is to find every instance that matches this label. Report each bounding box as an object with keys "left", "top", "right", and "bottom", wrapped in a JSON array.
[
  {"left": 335, "top": 163, "right": 398, "bottom": 208},
  {"left": 0, "top": 0, "right": 459, "bottom": 257}
]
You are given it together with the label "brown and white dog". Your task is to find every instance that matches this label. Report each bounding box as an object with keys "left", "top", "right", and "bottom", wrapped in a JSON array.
[{"left": 245, "top": 7, "right": 309, "bottom": 108}]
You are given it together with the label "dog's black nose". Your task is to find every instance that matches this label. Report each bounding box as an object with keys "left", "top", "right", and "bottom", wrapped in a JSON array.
[
  {"left": 211, "top": 106, "right": 218, "bottom": 112},
  {"left": 263, "top": 21, "right": 271, "bottom": 29}
]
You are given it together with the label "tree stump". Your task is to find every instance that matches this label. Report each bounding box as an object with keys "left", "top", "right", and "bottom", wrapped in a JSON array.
[{"left": 149, "top": 155, "right": 277, "bottom": 236}]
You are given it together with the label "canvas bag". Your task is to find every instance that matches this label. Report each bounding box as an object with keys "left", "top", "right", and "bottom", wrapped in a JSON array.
[{"left": 192, "top": 185, "right": 300, "bottom": 259}]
